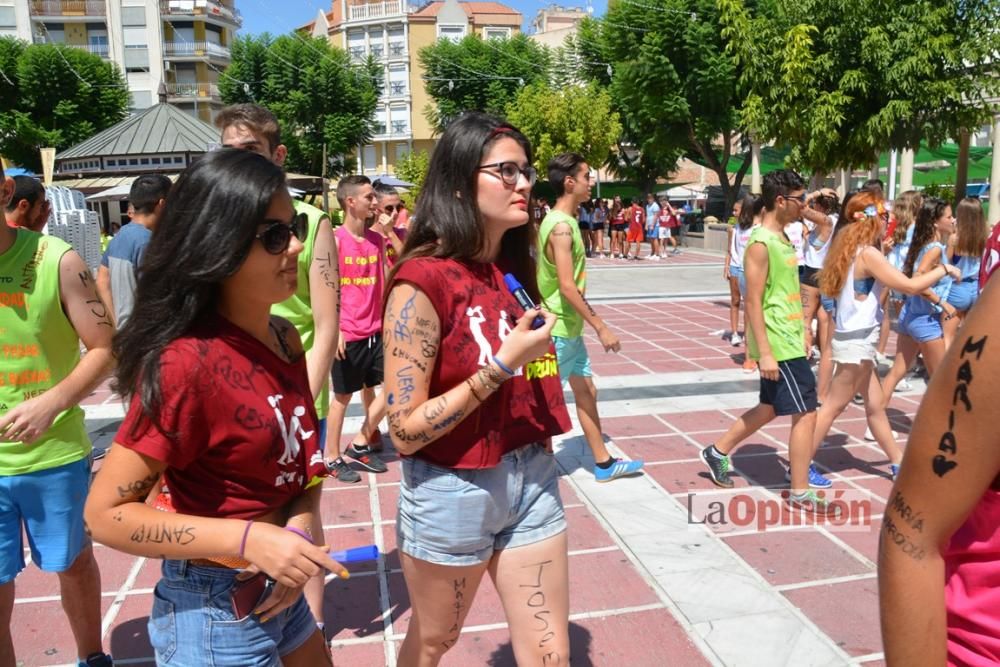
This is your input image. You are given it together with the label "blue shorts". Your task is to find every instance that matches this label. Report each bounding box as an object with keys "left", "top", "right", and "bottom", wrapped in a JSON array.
[
  {"left": 396, "top": 444, "right": 565, "bottom": 566},
  {"left": 149, "top": 559, "right": 317, "bottom": 665},
  {"left": 0, "top": 456, "right": 91, "bottom": 584},
  {"left": 729, "top": 265, "right": 747, "bottom": 297},
  {"left": 758, "top": 357, "right": 818, "bottom": 417},
  {"left": 820, "top": 295, "right": 837, "bottom": 313},
  {"left": 315, "top": 418, "right": 327, "bottom": 452},
  {"left": 553, "top": 335, "right": 593, "bottom": 383},
  {"left": 899, "top": 307, "right": 943, "bottom": 343},
  {"left": 946, "top": 281, "right": 979, "bottom": 312}
]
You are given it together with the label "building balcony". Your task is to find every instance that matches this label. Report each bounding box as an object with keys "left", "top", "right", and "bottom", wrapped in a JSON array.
[
  {"left": 372, "top": 123, "right": 411, "bottom": 139},
  {"left": 29, "top": 0, "right": 105, "bottom": 18},
  {"left": 163, "top": 41, "right": 231, "bottom": 60},
  {"left": 166, "top": 81, "right": 221, "bottom": 101},
  {"left": 32, "top": 36, "right": 110, "bottom": 58},
  {"left": 347, "top": 0, "right": 406, "bottom": 23},
  {"left": 159, "top": 0, "right": 242, "bottom": 28}
]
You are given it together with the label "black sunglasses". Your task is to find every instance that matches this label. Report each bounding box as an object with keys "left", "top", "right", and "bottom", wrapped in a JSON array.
[
  {"left": 256, "top": 212, "right": 307, "bottom": 255},
  {"left": 383, "top": 204, "right": 395, "bottom": 214},
  {"left": 477, "top": 161, "right": 538, "bottom": 187}
]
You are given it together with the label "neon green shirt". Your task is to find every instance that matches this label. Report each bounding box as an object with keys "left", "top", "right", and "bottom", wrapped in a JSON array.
[
  {"left": 0, "top": 230, "right": 90, "bottom": 475},
  {"left": 537, "top": 209, "right": 587, "bottom": 338},
  {"left": 272, "top": 200, "right": 331, "bottom": 417},
  {"left": 745, "top": 226, "right": 806, "bottom": 362}
]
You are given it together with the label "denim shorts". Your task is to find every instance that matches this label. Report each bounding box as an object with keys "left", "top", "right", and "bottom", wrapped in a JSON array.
[
  {"left": 148, "top": 559, "right": 317, "bottom": 665},
  {"left": 553, "top": 335, "right": 593, "bottom": 383},
  {"left": 831, "top": 326, "right": 880, "bottom": 365},
  {"left": 820, "top": 295, "right": 837, "bottom": 313},
  {"left": 729, "top": 265, "right": 746, "bottom": 297},
  {"left": 946, "top": 281, "right": 979, "bottom": 312},
  {"left": 899, "top": 307, "right": 943, "bottom": 343},
  {"left": 397, "top": 444, "right": 566, "bottom": 566},
  {"left": 0, "top": 456, "right": 91, "bottom": 584}
]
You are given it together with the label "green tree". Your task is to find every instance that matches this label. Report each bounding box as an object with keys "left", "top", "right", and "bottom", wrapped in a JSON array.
[
  {"left": 393, "top": 149, "right": 430, "bottom": 205},
  {"left": 718, "top": 0, "right": 1000, "bottom": 174},
  {"left": 578, "top": 4, "right": 753, "bottom": 206},
  {"left": 419, "top": 34, "right": 551, "bottom": 132},
  {"left": 220, "top": 34, "right": 382, "bottom": 176},
  {"left": 0, "top": 38, "right": 129, "bottom": 171},
  {"left": 505, "top": 82, "right": 621, "bottom": 174}
]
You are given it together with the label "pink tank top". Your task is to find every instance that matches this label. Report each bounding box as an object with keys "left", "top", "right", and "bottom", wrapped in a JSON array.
[
  {"left": 945, "top": 487, "right": 1000, "bottom": 666},
  {"left": 335, "top": 226, "right": 385, "bottom": 342}
]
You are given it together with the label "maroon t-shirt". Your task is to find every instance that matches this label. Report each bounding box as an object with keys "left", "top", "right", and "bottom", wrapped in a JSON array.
[
  {"left": 116, "top": 315, "right": 326, "bottom": 520},
  {"left": 390, "top": 257, "right": 571, "bottom": 468}
]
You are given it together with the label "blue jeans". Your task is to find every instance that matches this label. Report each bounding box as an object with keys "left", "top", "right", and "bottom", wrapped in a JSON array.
[{"left": 148, "top": 559, "right": 317, "bottom": 665}]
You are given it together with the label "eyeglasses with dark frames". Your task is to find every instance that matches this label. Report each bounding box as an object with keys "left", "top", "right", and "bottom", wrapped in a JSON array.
[
  {"left": 256, "top": 211, "right": 307, "bottom": 255},
  {"left": 477, "top": 161, "right": 538, "bottom": 187}
]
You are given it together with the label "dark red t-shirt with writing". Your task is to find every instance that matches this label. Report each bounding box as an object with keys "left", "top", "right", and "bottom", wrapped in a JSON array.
[
  {"left": 389, "top": 257, "right": 571, "bottom": 468},
  {"left": 116, "top": 315, "right": 326, "bottom": 520}
]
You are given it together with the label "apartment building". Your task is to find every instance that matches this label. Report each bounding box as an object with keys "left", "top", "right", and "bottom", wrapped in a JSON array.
[
  {"left": 528, "top": 4, "right": 587, "bottom": 49},
  {"left": 305, "top": 0, "right": 521, "bottom": 176},
  {"left": 0, "top": 0, "right": 239, "bottom": 122}
]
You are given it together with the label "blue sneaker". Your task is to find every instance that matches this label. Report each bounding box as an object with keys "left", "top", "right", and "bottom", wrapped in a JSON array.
[
  {"left": 594, "top": 458, "right": 644, "bottom": 482},
  {"left": 784, "top": 464, "right": 833, "bottom": 489},
  {"left": 890, "top": 464, "right": 900, "bottom": 480}
]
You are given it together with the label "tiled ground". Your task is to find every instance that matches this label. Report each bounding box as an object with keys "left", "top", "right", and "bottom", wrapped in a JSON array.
[{"left": 14, "top": 278, "right": 925, "bottom": 666}]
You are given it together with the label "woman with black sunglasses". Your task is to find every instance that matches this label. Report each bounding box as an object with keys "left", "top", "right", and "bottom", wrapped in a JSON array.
[
  {"left": 382, "top": 113, "right": 572, "bottom": 665},
  {"left": 85, "top": 149, "right": 341, "bottom": 666}
]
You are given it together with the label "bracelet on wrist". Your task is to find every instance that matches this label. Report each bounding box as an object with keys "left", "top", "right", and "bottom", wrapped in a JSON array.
[
  {"left": 239, "top": 520, "right": 254, "bottom": 558},
  {"left": 465, "top": 377, "right": 485, "bottom": 402},
  {"left": 491, "top": 355, "right": 515, "bottom": 377},
  {"left": 284, "top": 526, "right": 313, "bottom": 543}
]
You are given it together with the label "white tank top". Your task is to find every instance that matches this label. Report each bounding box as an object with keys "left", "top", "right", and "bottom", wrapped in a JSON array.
[
  {"left": 835, "top": 249, "right": 883, "bottom": 333},
  {"left": 805, "top": 214, "right": 838, "bottom": 269},
  {"left": 729, "top": 223, "right": 756, "bottom": 267},
  {"left": 784, "top": 221, "right": 806, "bottom": 265}
]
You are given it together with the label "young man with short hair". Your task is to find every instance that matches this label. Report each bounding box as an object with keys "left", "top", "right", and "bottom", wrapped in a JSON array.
[
  {"left": 96, "top": 174, "right": 171, "bottom": 328},
  {"left": 0, "top": 175, "right": 116, "bottom": 667},
  {"left": 325, "top": 175, "right": 388, "bottom": 482},
  {"left": 372, "top": 181, "right": 405, "bottom": 267},
  {"left": 700, "top": 169, "right": 836, "bottom": 512},
  {"left": 4, "top": 176, "right": 50, "bottom": 233},
  {"left": 538, "top": 153, "right": 644, "bottom": 482}
]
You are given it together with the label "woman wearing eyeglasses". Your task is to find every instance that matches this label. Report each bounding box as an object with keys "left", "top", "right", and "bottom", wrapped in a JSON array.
[
  {"left": 84, "top": 149, "right": 341, "bottom": 666},
  {"left": 811, "top": 192, "right": 960, "bottom": 480},
  {"left": 382, "top": 113, "right": 572, "bottom": 666}
]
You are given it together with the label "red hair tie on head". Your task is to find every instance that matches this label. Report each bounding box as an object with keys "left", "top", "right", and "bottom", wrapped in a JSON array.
[{"left": 488, "top": 126, "right": 514, "bottom": 139}]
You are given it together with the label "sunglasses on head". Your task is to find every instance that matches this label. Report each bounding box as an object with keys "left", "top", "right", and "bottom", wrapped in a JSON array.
[
  {"left": 256, "top": 212, "right": 307, "bottom": 255},
  {"left": 383, "top": 204, "right": 395, "bottom": 214}
]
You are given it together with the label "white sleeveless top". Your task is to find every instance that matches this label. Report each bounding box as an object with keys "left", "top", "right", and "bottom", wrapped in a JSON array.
[
  {"left": 729, "top": 223, "right": 757, "bottom": 267},
  {"left": 805, "top": 214, "right": 838, "bottom": 269},
  {"left": 835, "top": 249, "right": 883, "bottom": 334}
]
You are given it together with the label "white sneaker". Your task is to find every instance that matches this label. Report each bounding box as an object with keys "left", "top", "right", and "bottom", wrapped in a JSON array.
[
  {"left": 875, "top": 351, "right": 891, "bottom": 366},
  {"left": 864, "top": 426, "right": 898, "bottom": 441},
  {"left": 730, "top": 333, "right": 743, "bottom": 347},
  {"left": 897, "top": 378, "right": 912, "bottom": 392}
]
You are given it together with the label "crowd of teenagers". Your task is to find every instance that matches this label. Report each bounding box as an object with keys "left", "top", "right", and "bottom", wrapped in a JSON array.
[
  {"left": 2, "top": 101, "right": 999, "bottom": 667},
  {"left": 533, "top": 192, "right": 687, "bottom": 260}
]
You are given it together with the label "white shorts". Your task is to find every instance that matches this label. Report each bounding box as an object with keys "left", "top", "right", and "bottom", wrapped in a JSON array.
[
  {"left": 831, "top": 326, "right": 879, "bottom": 365},
  {"left": 657, "top": 227, "right": 672, "bottom": 239}
]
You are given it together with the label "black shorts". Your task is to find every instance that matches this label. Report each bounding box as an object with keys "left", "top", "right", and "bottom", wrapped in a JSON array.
[
  {"left": 579, "top": 220, "right": 593, "bottom": 232},
  {"left": 758, "top": 357, "right": 817, "bottom": 416},
  {"left": 332, "top": 333, "right": 384, "bottom": 395},
  {"left": 801, "top": 265, "right": 821, "bottom": 288},
  {"left": 612, "top": 223, "right": 628, "bottom": 233}
]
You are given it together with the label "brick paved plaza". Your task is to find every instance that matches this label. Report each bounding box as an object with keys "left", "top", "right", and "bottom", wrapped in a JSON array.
[{"left": 11, "top": 250, "right": 916, "bottom": 666}]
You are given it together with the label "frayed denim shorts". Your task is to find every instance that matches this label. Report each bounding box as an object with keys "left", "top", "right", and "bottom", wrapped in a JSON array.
[
  {"left": 148, "top": 559, "right": 317, "bottom": 666},
  {"left": 397, "top": 443, "right": 566, "bottom": 566}
]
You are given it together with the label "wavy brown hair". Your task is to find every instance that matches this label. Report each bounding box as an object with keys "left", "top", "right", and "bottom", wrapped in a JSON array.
[
  {"left": 891, "top": 190, "right": 922, "bottom": 246},
  {"left": 954, "top": 197, "right": 987, "bottom": 258},
  {"left": 818, "top": 191, "right": 884, "bottom": 298},
  {"left": 903, "top": 198, "right": 949, "bottom": 277}
]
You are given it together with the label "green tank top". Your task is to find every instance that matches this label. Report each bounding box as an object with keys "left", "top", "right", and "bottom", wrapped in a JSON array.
[
  {"left": 537, "top": 209, "right": 587, "bottom": 338},
  {"left": 0, "top": 230, "right": 90, "bottom": 475},
  {"left": 745, "top": 226, "right": 806, "bottom": 362},
  {"left": 272, "top": 200, "right": 331, "bottom": 418}
]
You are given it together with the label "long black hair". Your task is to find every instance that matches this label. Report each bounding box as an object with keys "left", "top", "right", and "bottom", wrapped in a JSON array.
[
  {"left": 388, "top": 112, "right": 541, "bottom": 299},
  {"left": 736, "top": 193, "right": 759, "bottom": 230},
  {"left": 903, "top": 197, "right": 949, "bottom": 277},
  {"left": 113, "top": 148, "right": 287, "bottom": 433}
]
